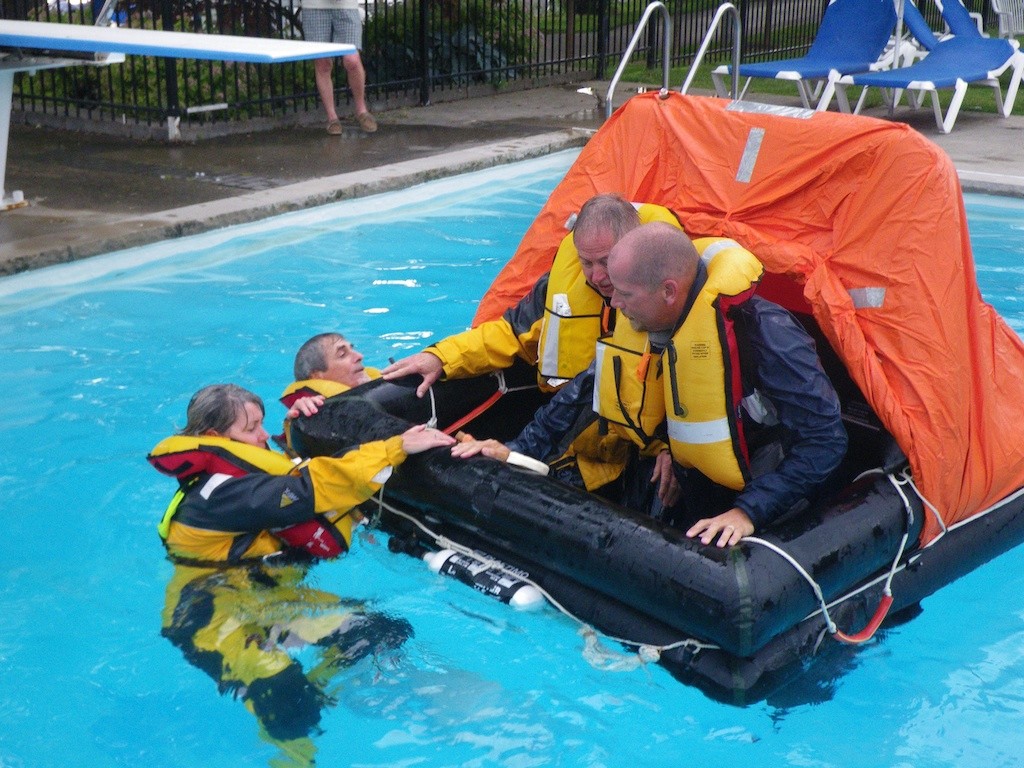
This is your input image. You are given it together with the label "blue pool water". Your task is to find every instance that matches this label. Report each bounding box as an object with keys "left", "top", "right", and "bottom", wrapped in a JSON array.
[{"left": 2, "top": 152, "right": 1024, "bottom": 768}]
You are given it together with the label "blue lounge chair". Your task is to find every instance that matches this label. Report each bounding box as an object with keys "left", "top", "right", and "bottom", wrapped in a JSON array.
[
  {"left": 710, "top": 0, "right": 898, "bottom": 109},
  {"left": 936, "top": 0, "right": 987, "bottom": 37},
  {"left": 821, "top": 1, "right": 1024, "bottom": 132}
]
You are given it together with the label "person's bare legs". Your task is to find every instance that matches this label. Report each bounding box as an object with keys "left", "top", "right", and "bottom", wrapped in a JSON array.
[
  {"left": 314, "top": 57, "right": 339, "bottom": 125},
  {"left": 342, "top": 52, "right": 367, "bottom": 115}
]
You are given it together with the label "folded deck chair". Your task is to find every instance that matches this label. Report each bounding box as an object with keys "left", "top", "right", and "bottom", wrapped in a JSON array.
[
  {"left": 824, "top": 30, "right": 1023, "bottom": 132},
  {"left": 710, "top": 0, "right": 897, "bottom": 109},
  {"left": 991, "top": 0, "right": 1024, "bottom": 38}
]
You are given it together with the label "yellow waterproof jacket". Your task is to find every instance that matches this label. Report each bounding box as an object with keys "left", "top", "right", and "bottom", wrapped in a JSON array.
[
  {"left": 429, "top": 203, "right": 680, "bottom": 490},
  {"left": 161, "top": 563, "right": 369, "bottom": 761},
  {"left": 148, "top": 434, "right": 405, "bottom": 564},
  {"left": 428, "top": 203, "right": 681, "bottom": 390},
  {"left": 162, "top": 564, "right": 354, "bottom": 686}
]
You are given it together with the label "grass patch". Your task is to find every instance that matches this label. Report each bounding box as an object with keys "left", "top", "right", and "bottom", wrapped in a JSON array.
[{"left": 617, "top": 58, "right": 1024, "bottom": 117}]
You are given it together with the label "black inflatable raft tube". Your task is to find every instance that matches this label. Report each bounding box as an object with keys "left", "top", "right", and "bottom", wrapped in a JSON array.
[
  {"left": 292, "top": 376, "right": 1024, "bottom": 703},
  {"left": 291, "top": 378, "right": 921, "bottom": 659}
]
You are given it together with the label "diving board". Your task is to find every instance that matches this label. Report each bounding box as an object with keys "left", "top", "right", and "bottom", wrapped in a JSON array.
[
  {"left": 0, "top": 20, "right": 355, "bottom": 210},
  {"left": 0, "top": 20, "right": 354, "bottom": 63}
]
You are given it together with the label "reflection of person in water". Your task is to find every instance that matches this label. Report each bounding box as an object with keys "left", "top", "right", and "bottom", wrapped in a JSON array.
[{"left": 162, "top": 562, "right": 412, "bottom": 766}]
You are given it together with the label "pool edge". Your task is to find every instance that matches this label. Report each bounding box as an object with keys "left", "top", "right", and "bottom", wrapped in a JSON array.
[
  {"left": 2, "top": 127, "right": 1021, "bottom": 277},
  {"left": 958, "top": 170, "right": 1024, "bottom": 199},
  {"left": 0, "top": 129, "right": 593, "bottom": 277}
]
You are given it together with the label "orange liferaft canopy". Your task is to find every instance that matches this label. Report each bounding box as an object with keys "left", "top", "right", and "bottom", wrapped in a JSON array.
[{"left": 474, "top": 92, "right": 1024, "bottom": 545}]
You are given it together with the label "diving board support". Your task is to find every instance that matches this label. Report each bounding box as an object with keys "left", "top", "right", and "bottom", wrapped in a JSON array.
[
  {"left": 1, "top": 55, "right": 120, "bottom": 211},
  {"left": 0, "top": 68, "right": 18, "bottom": 209}
]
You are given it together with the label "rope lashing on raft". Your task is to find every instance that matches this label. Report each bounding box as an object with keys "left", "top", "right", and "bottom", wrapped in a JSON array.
[
  {"left": 742, "top": 468, "right": 920, "bottom": 645},
  {"left": 904, "top": 469, "right": 947, "bottom": 546},
  {"left": 425, "top": 370, "right": 543, "bottom": 436},
  {"left": 853, "top": 465, "right": 946, "bottom": 544},
  {"left": 369, "top": 487, "right": 719, "bottom": 667}
]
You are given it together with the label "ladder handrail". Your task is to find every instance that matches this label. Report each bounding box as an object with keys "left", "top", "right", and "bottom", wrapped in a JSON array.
[
  {"left": 605, "top": 1, "right": 672, "bottom": 120},
  {"left": 605, "top": 2, "right": 743, "bottom": 121},
  {"left": 681, "top": 3, "right": 741, "bottom": 98}
]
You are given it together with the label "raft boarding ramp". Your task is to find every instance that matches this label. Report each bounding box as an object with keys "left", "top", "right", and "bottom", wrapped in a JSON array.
[{"left": 0, "top": 0, "right": 354, "bottom": 211}]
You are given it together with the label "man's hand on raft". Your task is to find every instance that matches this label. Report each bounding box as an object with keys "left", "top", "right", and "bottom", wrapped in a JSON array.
[
  {"left": 381, "top": 352, "right": 444, "bottom": 398},
  {"left": 450, "top": 432, "right": 511, "bottom": 462},
  {"left": 651, "top": 450, "right": 681, "bottom": 508},
  {"left": 687, "top": 508, "right": 755, "bottom": 548},
  {"left": 287, "top": 395, "right": 325, "bottom": 419},
  {"left": 401, "top": 424, "right": 457, "bottom": 454}
]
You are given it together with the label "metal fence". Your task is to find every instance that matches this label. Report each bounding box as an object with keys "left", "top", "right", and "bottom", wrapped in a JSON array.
[{"left": 1, "top": 0, "right": 995, "bottom": 135}]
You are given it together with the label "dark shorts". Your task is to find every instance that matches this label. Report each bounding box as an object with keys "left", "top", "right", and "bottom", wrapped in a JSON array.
[{"left": 302, "top": 8, "right": 362, "bottom": 51}]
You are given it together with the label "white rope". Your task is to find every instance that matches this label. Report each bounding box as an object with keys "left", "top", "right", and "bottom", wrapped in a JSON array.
[
  {"left": 742, "top": 534, "right": 840, "bottom": 634},
  {"left": 898, "top": 465, "right": 1024, "bottom": 550},
  {"left": 881, "top": 471, "right": 916, "bottom": 592},
  {"left": 742, "top": 470, "right": 917, "bottom": 638},
  {"left": 947, "top": 483, "right": 1024, "bottom": 533},
  {"left": 894, "top": 467, "right": 946, "bottom": 545},
  {"left": 371, "top": 487, "right": 718, "bottom": 664},
  {"left": 425, "top": 385, "right": 438, "bottom": 429},
  {"left": 491, "top": 368, "right": 538, "bottom": 395}
]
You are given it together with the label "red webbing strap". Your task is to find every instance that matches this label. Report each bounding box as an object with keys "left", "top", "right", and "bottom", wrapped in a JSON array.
[{"left": 440, "top": 389, "right": 505, "bottom": 435}]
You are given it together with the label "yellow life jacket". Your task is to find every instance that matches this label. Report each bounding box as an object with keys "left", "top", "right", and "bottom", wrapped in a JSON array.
[
  {"left": 663, "top": 238, "right": 764, "bottom": 490},
  {"left": 148, "top": 435, "right": 354, "bottom": 560},
  {"left": 278, "top": 370, "right": 382, "bottom": 454},
  {"left": 536, "top": 203, "right": 681, "bottom": 387},
  {"left": 593, "top": 237, "right": 764, "bottom": 489},
  {"left": 593, "top": 322, "right": 666, "bottom": 449},
  {"left": 279, "top": 369, "right": 381, "bottom": 407}
]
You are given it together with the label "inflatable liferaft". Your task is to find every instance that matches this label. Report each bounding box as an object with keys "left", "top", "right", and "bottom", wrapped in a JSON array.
[{"left": 292, "top": 93, "right": 1024, "bottom": 703}]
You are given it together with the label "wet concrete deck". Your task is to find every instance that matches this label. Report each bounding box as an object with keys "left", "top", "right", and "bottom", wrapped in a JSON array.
[{"left": 2, "top": 82, "right": 1023, "bottom": 275}]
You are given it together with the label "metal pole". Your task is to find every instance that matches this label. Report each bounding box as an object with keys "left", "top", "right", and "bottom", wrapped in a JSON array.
[
  {"left": 160, "top": 0, "right": 180, "bottom": 139},
  {"left": 418, "top": 0, "right": 430, "bottom": 105},
  {"left": 596, "top": 0, "right": 609, "bottom": 79},
  {"left": 0, "top": 70, "right": 26, "bottom": 210}
]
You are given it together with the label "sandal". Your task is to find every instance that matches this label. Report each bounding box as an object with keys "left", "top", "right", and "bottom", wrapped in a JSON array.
[
  {"left": 355, "top": 111, "right": 378, "bottom": 134},
  {"left": 326, "top": 119, "right": 342, "bottom": 135}
]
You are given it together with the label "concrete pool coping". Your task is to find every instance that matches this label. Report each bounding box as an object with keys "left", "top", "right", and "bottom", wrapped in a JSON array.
[
  {"left": 1, "top": 83, "right": 1023, "bottom": 276},
  {"left": 0, "top": 129, "right": 593, "bottom": 276}
]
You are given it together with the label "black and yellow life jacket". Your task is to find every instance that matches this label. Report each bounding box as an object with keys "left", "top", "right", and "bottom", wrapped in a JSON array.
[
  {"left": 662, "top": 238, "right": 764, "bottom": 490},
  {"left": 594, "top": 237, "right": 764, "bottom": 489},
  {"left": 148, "top": 435, "right": 354, "bottom": 562},
  {"left": 278, "top": 371, "right": 382, "bottom": 454},
  {"left": 279, "top": 370, "right": 381, "bottom": 408}
]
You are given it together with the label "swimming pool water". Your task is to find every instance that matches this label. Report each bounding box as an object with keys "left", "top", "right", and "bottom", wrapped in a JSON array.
[{"left": 1, "top": 153, "right": 1024, "bottom": 768}]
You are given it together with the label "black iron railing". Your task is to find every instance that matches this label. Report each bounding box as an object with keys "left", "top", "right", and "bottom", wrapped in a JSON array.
[{"left": 1, "top": 0, "right": 995, "bottom": 133}]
